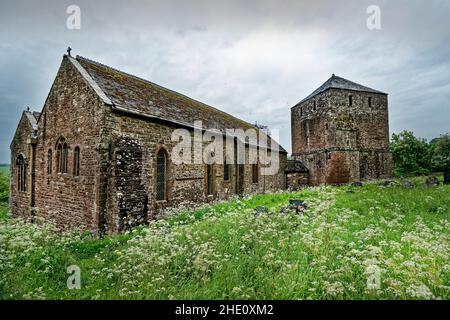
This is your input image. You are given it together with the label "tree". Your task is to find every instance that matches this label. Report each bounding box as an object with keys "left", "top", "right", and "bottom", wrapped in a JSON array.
[
  {"left": 430, "top": 134, "right": 450, "bottom": 171},
  {"left": 390, "top": 131, "right": 431, "bottom": 176},
  {"left": 0, "top": 172, "right": 9, "bottom": 202}
]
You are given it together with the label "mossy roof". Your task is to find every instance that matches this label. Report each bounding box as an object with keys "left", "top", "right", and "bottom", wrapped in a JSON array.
[
  {"left": 24, "top": 111, "right": 39, "bottom": 130},
  {"left": 75, "top": 55, "right": 285, "bottom": 153}
]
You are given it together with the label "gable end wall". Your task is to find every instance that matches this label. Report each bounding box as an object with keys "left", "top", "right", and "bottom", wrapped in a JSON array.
[{"left": 31, "top": 56, "right": 107, "bottom": 232}]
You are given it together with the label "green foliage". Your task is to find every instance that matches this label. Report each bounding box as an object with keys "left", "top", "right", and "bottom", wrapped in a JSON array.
[
  {"left": 390, "top": 131, "right": 450, "bottom": 177},
  {"left": 0, "top": 172, "right": 9, "bottom": 202},
  {"left": 0, "top": 180, "right": 448, "bottom": 300},
  {"left": 0, "top": 166, "right": 10, "bottom": 219},
  {"left": 0, "top": 204, "right": 7, "bottom": 220},
  {"left": 0, "top": 166, "right": 9, "bottom": 203},
  {"left": 430, "top": 134, "right": 450, "bottom": 171},
  {"left": 390, "top": 131, "right": 432, "bottom": 176}
]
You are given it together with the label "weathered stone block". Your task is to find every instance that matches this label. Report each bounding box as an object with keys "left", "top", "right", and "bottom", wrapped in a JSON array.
[
  {"left": 425, "top": 175, "right": 439, "bottom": 187},
  {"left": 291, "top": 76, "right": 392, "bottom": 185}
]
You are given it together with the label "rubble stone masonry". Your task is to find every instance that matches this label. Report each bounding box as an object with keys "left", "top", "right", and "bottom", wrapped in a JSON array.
[
  {"left": 10, "top": 55, "right": 287, "bottom": 233},
  {"left": 291, "top": 87, "right": 392, "bottom": 185}
]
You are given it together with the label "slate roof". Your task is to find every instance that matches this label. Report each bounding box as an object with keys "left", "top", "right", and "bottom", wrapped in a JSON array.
[
  {"left": 285, "top": 160, "right": 308, "bottom": 173},
  {"left": 24, "top": 111, "right": 39, "bottom": 130},
  {"left": 296, "top": 74, "right": 386, "bottom": 105},
  {"left": 10, "top": 110, "right": 39, "bottom": 149},
  {"left": 69, "top": 55, "right": 286, "bottom": 153}
]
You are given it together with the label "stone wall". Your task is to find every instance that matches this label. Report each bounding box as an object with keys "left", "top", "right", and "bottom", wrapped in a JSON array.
[
  {"left": 291, "top": 88, "right": 392, "bottom": 185},
  {"left": 10, "top": 55, "right": 287, "bottom": 234},
  {"left": 102, "top": 110, "right": 287, "bottom": 233},
  {"left": 32, "top": 56, "right": 105, "bottom": 232},
  {"left": 286, "top": 172, "right": 309, "bottom": 190},
  {"left": 9, "top": 114, "right": 35, "bottom": 220}
]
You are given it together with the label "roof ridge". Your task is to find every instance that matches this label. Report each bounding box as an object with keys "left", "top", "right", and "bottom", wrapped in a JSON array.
[
  {"left": 24, "top": 110, "right": 38, "bottom": 130},
  {"left": 332, "top": 74, "right": 382, "bottom": 92},
  {"left": 74, "top": 55, "right": 286, "bottom": 153},
  {"left": 294, "top": 74, "right": 386, "bottom": 106},
  {"left": 76, "top": 55, "right": 147, "bottom": 85},
  {"left": 68, "top": 55, "right": 112, "bottom": 105},
  {"left": 76, "top": 55, "right": 256, "bottom": 130}
]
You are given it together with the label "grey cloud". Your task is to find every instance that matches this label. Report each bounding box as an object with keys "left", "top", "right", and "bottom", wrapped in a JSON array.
[{"left": 0, "top": 0, "right": 449, "bottom": 163}]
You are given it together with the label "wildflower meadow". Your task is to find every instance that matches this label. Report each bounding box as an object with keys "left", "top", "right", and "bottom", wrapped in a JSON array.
[{"left": 0, "top": 170, "right": 448, "bottom": 300}]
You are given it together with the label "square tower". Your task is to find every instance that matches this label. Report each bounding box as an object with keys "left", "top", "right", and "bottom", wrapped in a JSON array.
[{"left": 291, "top": 74, "right": 392, "bottom": 185}]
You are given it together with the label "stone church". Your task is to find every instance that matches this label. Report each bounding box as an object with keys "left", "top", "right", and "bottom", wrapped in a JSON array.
[
  {"left": 291, "top": 74, "right": 392, "bottom": 185},
  {"left": 10, "top": 52, "right": 391, "bottom": 233}
]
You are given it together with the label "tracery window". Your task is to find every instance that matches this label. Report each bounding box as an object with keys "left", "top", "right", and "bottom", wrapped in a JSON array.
[
  {"left": 16, "top": 154, "right": 26, "bottom": 192},
  {"left": 56, "top": 137, "right": 68, "bottom": 174}
]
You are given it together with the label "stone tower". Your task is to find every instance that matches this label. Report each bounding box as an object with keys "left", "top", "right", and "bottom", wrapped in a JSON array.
[{"left": 291, "top": 74, "right": 392, "bottom": 185}]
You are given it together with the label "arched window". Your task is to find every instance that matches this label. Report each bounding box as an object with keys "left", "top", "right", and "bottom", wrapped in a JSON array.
[
  {"left": 56, "top": 144, "right": 62, "bottom": 172},
  {"left": 224, "top": 158, "right": 230, "bottom": 181},
  {"left": 16, "top": 154, "right": 26, "bottom": 192},
  {"left": 73, "top": 147, "right": 80, "bottom": 177},
  {"left": 63, "top": 142, "right": 68, "bottom": 173},
  {"left": 56, "top": 137, "right": 68, "bottom": 174},
  {"left": 156, "top": 149, "right": 167, "bottom": 201},
  {"left": 47, "top": 149, "right": 52, "bottom": 175}
]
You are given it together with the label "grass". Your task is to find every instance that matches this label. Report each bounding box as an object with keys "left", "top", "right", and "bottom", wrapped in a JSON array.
[{"left": 0, "top": 176, "right": 448, "bottom": 300}]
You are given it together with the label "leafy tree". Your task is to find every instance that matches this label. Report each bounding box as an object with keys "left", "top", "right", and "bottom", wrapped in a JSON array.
[
  {"left": 390, "top": 131, "right": 431, "bottom": 176},
  {"left": 0, "top": 172, "right": 9, "bottom": 202},
  {"left": 430, "top": 134, "right": 450, "bottom": 171}
]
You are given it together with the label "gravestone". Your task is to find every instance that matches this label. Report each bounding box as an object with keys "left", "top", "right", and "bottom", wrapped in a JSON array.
[
  {"left": 403, "top": 180, "right": 414, "bottom": 189},
  {"left": 425, "top": 175, "right": 439, "bottom": 187},
  {"left": 289, "top": 199, "right": 307, "bottom": 214}
]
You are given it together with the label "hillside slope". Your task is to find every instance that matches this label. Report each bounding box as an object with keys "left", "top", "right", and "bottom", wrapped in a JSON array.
[{"left": 0, "top": 179, "right": 449, "bottom": 299}]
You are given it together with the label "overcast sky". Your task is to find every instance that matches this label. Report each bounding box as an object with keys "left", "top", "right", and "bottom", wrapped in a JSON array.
[{"left": 1, "top": 0, "right": 449, "bottom": 163}]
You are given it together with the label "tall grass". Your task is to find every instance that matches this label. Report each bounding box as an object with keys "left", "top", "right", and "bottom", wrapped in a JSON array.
[{"left": 0, "top": 179, "right": 448, "bottom": 300}]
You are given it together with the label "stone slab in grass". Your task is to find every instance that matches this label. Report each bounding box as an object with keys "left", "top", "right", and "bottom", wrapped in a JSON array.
[{"left": 424, "top": 175, "right": 440, "bottom": 187}]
